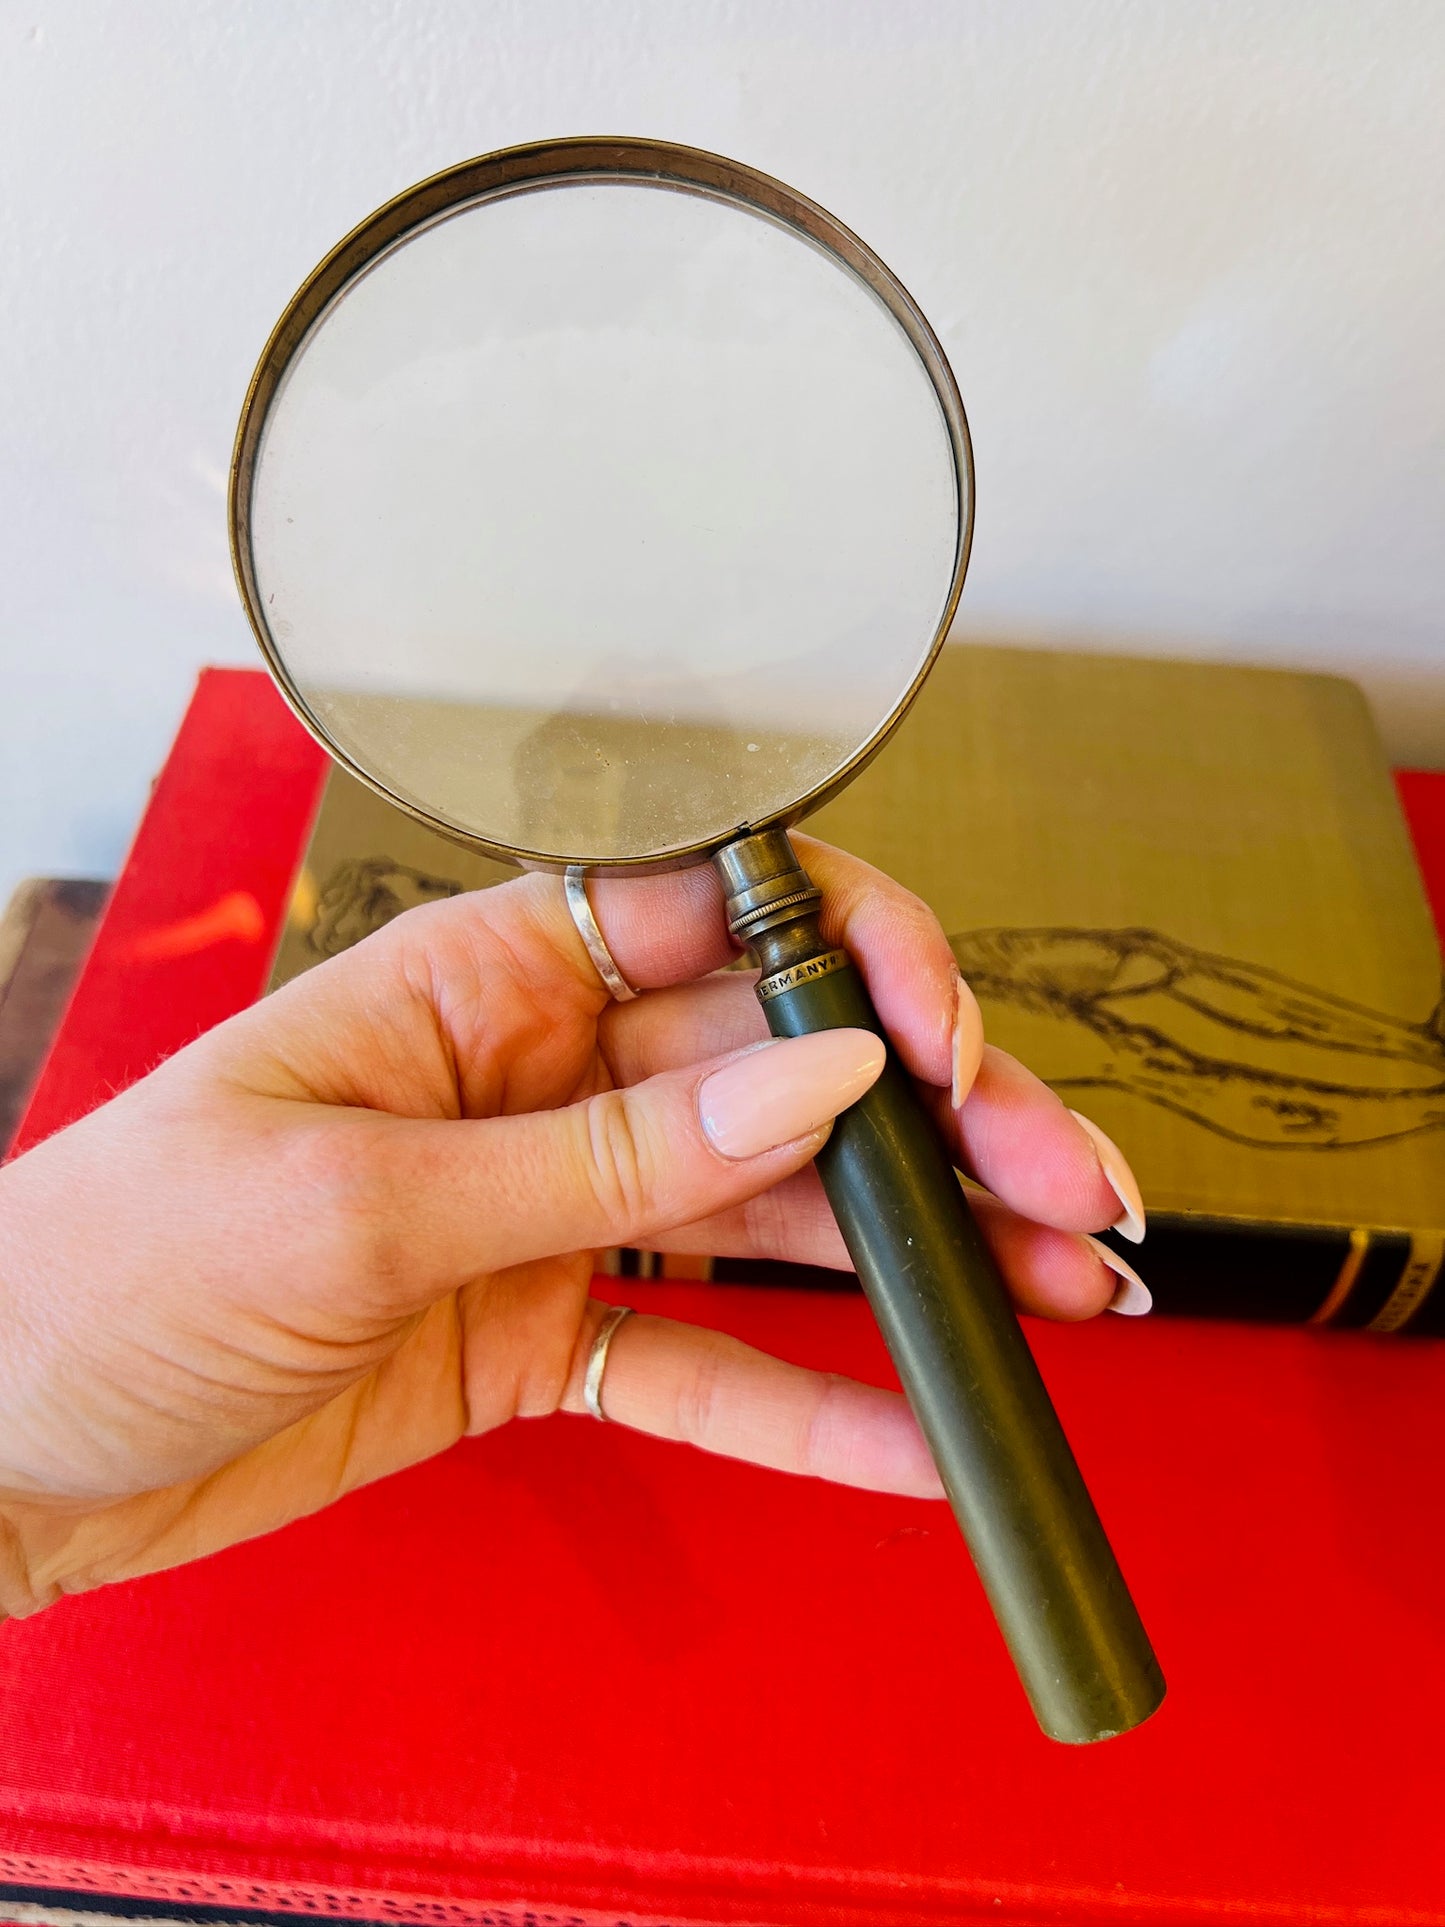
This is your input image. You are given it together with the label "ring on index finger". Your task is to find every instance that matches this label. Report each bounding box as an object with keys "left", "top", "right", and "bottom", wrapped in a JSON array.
[{"left": 565, "top": 868, "right": 640, "bottom": 1002}]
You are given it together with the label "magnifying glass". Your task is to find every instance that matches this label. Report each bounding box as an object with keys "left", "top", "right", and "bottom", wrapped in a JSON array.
[{"left": 230, "top": 138, "right": 1164, "bottom": 1744}]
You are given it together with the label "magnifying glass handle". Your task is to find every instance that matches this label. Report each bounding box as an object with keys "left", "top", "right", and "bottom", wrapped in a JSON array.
[{"left": 716, "top": 830, "right": 1165, "bottom": 1745}]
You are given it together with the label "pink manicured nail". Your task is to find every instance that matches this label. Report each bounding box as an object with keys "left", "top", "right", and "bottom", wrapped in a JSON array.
[
  {"left": 951, "top": 973, "right": 985, "bottom": 1110},
  {"left": 699, "top": 1030, "right": 886, "bottom": 1161},
  {"left": 1069, "top": 1110, "right": 1147, "bottom": 1244},
  {"left": 1084, "top": 1235, "right": 1153, "bottom": 1316}
]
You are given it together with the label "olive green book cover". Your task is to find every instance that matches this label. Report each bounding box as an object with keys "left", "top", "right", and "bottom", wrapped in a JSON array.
[{"left": 269, "top": 644, "right": 1445, "bottom": 1332}]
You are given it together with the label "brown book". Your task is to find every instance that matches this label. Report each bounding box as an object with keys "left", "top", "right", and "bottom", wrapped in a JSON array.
[
  {"left": 0, "top": 877, "right": 109, "bottom": 1155},
  {"left": 269, "top": 644, "right": 1445, "bottom": 1332}
]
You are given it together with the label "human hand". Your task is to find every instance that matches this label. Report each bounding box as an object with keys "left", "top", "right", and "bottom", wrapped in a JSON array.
[{"left": 0, "top": 835, "right": 1146, "bottom": 1615}]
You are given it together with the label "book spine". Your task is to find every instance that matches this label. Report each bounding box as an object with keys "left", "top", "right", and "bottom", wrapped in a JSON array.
[
  {"left": 688, "top": 1218, "right": 1445, "bottom": 1337},
  {"left": 1096, "top": 1219, "right": 1445, "bottom": 1335}
]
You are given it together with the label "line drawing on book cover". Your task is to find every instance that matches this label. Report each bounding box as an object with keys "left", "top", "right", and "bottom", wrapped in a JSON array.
[
  {"left": 951, "top": 927, "right": 1445, "bottom": 1149},
  {"left": 302, "top": 859, "right": 1445, "bottom": 1151},
  {"left": 308, "top": 858, "right": 464, "bottom": 958}
]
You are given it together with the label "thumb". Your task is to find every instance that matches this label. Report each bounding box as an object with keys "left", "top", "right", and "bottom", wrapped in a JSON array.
[{"left": 367, "top": 1029, "right": 886, "bottom": 1295}]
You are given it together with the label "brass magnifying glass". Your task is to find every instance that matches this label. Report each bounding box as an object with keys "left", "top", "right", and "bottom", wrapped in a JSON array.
[{"left": 230, "top": 137, "right": 1164, "bottom": 1744}]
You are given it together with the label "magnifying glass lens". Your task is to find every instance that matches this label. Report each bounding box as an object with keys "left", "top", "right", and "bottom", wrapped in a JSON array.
[{"left": 249, "top": 179, "right": 958, "bottom": 862}]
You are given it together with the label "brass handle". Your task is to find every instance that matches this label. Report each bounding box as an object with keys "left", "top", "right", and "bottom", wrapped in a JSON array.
[{"left": 717, "top": 831, "right": 1165, "bottom": 1744}]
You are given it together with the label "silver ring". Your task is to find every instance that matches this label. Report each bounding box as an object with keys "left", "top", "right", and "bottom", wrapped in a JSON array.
[
  {"left": 584, "top": 1304, "right": 636, "bottom": 1421},
  {"left": 564, "top": 867, "right": 639, "bottom": 1001}
]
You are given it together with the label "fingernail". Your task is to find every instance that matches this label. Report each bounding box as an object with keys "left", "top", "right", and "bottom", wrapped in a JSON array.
[
  {"left": 1085, "top": 1234, "right": 1153, "bottom": 1315},
  {"left": 699, "top": 1030, "right": 886, "bottom": 1161},
  {"left": 1068, "top": 1109, "right": 1146, "bottom": 1244},
  {"left": 951, "top": 973, "right": 984, "bottom": 1111}
]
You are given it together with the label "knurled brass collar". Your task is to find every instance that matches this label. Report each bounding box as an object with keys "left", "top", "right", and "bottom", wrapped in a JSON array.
[
  {"left": 728, "top": 883, "right": 823, "bottom": 943},
  {"left": 714, "top": 830, "right": 824, "bottom": 944}
]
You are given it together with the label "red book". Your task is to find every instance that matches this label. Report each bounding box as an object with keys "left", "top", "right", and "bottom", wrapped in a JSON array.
[{"left": 4, "top": 671, "right": 1445, "bottom": 1926}]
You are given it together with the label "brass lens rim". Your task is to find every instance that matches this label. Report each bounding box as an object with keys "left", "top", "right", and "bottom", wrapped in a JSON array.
[{"left": 229, "top": 136, "right": 975, "bottom": 874}]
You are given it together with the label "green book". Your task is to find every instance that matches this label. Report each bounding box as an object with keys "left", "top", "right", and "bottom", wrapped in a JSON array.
[{"left": 270, "top": 644, "right": 1445, "bottom": 1333}]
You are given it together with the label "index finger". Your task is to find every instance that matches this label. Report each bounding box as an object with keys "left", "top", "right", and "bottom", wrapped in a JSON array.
[{"left": 578, "top": 832, "right": 962, "bottom": 1089}]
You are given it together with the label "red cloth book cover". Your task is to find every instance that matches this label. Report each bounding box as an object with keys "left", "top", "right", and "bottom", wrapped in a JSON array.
[{"left": 4, "top": 670, "right": 1445, "bottom": 1925}]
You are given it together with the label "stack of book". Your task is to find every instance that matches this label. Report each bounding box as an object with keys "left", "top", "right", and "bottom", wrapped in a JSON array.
[{"left": 3, "top": 652, "right": 1444, "bottom": 1927}]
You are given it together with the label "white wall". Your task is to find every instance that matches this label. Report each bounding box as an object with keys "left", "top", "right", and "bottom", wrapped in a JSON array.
[{"left": 2, "top": 0, "right": 1441, "bottom": 906}]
